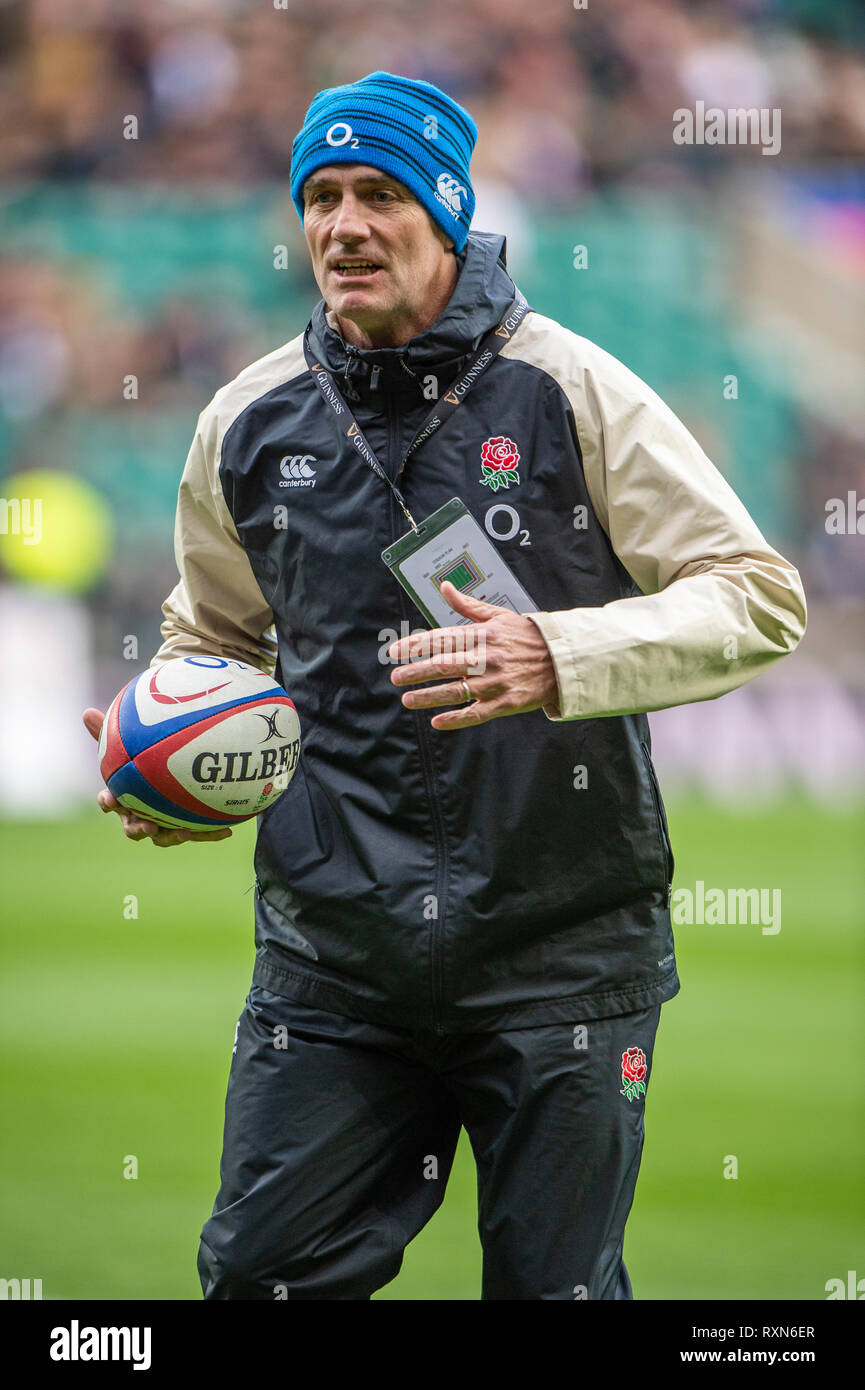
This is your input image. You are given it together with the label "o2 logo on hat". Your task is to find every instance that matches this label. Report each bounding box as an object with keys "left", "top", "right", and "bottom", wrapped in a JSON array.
[
  {"left": 435, "top": 172, "right": 467, "bottom": 217},
  {"left": 326, "top": 122, "right": 360, "bottom": 149}
]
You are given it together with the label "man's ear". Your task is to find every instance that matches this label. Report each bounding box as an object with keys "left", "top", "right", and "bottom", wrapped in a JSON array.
[{"left": 430, "top": 216, "right": 455, "bottom": 254}]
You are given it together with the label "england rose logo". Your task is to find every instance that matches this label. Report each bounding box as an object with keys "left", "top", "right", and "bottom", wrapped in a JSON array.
[
  {"left": 620, "top": 1046, "right": 648, "bottom": 1102},
  {"left": 479, "top": 436, "right": 520, "bottom": 490}
]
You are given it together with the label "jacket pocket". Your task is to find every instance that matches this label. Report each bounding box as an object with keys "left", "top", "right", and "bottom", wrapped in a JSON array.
[
  {"left": 640, "top": 741, "right": 675, "bottom": 900},
  {"left": 254, "top": 879, "right": 320, "bottom": 961}
]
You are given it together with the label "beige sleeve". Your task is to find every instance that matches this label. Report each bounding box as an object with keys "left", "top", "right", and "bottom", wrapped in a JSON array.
[
  {"left": 152, "top": 405, "right": 278, "bottom": 675},
  {"left": 518, "top": 321, "right": 807, "bottom": 720}
]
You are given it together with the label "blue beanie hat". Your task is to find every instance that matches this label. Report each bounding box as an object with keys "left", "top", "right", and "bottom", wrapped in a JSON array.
[{"left": 290, "top": 71, "right": 477, "bottom": 253}]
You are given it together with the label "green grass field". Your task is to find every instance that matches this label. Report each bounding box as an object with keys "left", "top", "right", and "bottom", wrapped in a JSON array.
[{"left": 1, "top": 795, "right": 863, "bottom": 1300}]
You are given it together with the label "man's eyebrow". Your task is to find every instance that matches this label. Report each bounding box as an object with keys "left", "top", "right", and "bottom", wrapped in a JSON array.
[{"left": 303, "top": 173, "right": 402, "bottom": 192}]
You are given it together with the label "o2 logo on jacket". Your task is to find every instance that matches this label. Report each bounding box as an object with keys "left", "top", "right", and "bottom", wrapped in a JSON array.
[{"left": 479, "top": 436, "right": 521, "bottom": 491}]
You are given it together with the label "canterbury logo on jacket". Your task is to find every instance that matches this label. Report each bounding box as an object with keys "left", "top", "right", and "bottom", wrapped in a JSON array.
[{"left": 153, "top": 231, "right": 806, "bottom": 1033}]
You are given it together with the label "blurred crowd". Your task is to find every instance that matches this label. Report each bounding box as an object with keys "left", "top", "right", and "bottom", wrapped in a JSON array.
[
  {"left": 0, "top": 0, "right": 864, "bottom": 611},
  {"left": 0, "top": 0, "right": 863, "bottom": 189},
  {"left": 0, "top": 254, "right": 266, "bottom": 424}
]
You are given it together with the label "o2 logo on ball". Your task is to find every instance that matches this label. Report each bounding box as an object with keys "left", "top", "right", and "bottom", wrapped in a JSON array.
[
  {"left": 142, "top": 655, "right": 251, "bottom": 713},
  {"left": 148, "top": 659, "right": 232, "bottom": 705}
]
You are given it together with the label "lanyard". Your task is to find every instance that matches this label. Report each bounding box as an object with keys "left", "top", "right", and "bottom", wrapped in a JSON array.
[{"left": 303, "top": 292, "right": 531, "bottom": 532}]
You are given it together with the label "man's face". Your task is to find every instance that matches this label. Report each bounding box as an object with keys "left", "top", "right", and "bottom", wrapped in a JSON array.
[{"left": 302, "top": 164, "right": 455, "bottom": 344}]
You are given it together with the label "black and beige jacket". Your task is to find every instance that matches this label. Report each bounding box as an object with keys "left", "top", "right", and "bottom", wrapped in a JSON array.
[{"left": 152, "top": 231, "right": 806, "bottom": 1032}]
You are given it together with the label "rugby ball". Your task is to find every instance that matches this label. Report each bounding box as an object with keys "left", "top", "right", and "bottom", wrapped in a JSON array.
[{"left": 97, "top": 656, "right": 301, "bottom": 831}]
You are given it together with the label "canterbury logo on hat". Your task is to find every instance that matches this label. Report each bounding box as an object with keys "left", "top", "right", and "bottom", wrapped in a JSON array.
[{"left": 435, "top": 172, "right": 468, "bottom": 215}]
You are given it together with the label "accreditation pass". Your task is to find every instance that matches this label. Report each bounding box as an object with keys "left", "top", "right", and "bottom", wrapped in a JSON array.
[{"left": 382, "top": 497, "right": 537, "bottom": 628}]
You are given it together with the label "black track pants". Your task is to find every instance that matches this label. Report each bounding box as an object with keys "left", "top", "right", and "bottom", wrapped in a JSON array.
[{"left": 198, "top": 985, "right": 662, "bottom": 1300}]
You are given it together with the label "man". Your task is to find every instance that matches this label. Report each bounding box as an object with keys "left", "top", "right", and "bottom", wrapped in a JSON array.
[{"left": 84, "top": 71, "right": 806, "bottom": 1299}]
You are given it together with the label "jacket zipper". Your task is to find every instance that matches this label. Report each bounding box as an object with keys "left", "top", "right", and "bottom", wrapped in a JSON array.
[
  {"left": 640, "top": 740, "right": 674, "bottom": 906},
  {"left": 386, "top": 390, "right": 450, "bottom": 1034}
]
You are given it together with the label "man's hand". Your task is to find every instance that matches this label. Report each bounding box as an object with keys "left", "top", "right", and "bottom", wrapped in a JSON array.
[
  {"left": 82, "top": 708, "right": 232, "bottom": 847},
  {"left": 386, "top": 581, "right": 561, "bottom": 730}
]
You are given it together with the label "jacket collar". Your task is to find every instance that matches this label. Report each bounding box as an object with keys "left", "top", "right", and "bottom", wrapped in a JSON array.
[{"left": 306, "top": 231, "right": 517, "bottom": 396}]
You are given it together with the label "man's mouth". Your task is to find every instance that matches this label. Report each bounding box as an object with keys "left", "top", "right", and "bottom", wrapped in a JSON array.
[{"left": 332, "top": 261, "right": 382, "bottom": 279}]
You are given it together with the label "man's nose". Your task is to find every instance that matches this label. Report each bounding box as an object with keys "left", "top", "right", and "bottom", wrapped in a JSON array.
[{"left": 330, "top": 192, "right": 368, "bottom": 241}]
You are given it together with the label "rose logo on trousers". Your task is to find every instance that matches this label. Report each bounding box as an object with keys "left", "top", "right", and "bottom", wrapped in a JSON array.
[
  {"left": 620, "top": 1047, "right": 648, "bottom": 1102},
  {"left": 479, "top": 436, "right": 520, "bottom": 490}
]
